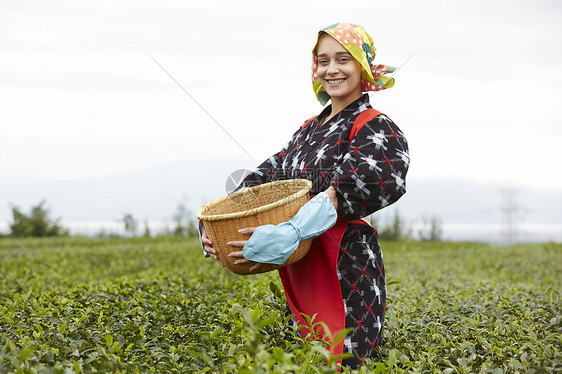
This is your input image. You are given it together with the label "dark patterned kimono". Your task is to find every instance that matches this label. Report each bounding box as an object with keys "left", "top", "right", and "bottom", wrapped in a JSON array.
[{"left": 238, "top": 94, "right": 409, "bottom": 369}]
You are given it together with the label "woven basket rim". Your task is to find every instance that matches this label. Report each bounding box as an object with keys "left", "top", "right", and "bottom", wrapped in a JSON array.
[{"left": 196, "top": 179, "right": 312, "bottom": 222}]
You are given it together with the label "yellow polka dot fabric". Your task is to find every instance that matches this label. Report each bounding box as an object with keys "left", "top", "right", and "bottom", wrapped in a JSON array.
[{"left": 312, "top": 22, "right": 396, "bottom": 105}]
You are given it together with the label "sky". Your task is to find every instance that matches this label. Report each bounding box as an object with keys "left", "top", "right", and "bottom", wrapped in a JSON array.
[{"left": 1, "top": 0, "right": 561, "bottom": 241}]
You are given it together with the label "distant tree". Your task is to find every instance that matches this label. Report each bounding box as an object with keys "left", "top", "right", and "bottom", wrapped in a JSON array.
[
  {"left": 186, "top": 220, "right": 199, "bottom": 237},
  {"left": 173, "top": 202, "right": 188, "bottom": 237},
  {"left": 376, "top": 210, "right": 411, "bottom": 241},
  {"left": 418, "top": 215, "right": 443, "bottom": 241},
  {"left": 143, "top": 220, "right": 151, "bottom": 238},
  {"left": 122, "top": 213, "right": 138, "bottom": 237},
  {"left": 172, "top": 201, "right": 199, "bottom": 237},
  {"left": 9, "top": 200, "right": 67, "bottom": 237}
]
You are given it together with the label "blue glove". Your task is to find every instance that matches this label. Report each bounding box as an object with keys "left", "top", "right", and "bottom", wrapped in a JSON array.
[{"left": 242, "top": 192, "right": 337, "bottom": 264}]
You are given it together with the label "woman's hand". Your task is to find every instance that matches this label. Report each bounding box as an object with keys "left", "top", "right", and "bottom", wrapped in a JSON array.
[
  {"left": 324, "top": 186, "right": 338, "bottom": 210},
  {"left": 229, "top": 189, "right": 338, "bottom": 267},
  {"left": 200, "top": 225, "right": 225, "bottom": 268},
  {"left": 227, "top": 227, "right": 266, "bottom": 272}
]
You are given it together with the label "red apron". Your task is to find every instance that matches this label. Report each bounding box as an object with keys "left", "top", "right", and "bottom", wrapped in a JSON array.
[
  {"left": 278, "top": 213, "right": 367, "bottom": 366},
  {"left": 277, "top": 107, "right": 382, "bottom": 367}
]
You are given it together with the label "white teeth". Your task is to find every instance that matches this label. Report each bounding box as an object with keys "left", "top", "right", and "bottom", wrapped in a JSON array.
[{"left": 327, "top": 79, "right": 345, "bottom": 84}]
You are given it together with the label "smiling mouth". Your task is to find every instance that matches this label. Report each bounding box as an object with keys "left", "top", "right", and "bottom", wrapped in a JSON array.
[{"left": 326, "top": 78, "right": 346, "bottom": 84}]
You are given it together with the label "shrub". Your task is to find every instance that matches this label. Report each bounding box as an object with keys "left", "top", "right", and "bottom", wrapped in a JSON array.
[
  {"left": 8, "top": 200, "right": 67, "bottom": 237},
  {"left": 418, "top": 214, "right": 443, "bottom": 241},
  {"left": 375, "top": 210, "right": 411, "bottom": 241},
  {"left": 173, "top": 201, "right": 199, "bottom": 237}
]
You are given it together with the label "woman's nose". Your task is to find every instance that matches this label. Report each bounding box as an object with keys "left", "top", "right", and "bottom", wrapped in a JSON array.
[{"left": 327, "top": 61, "right": 339, "bottom": 74}]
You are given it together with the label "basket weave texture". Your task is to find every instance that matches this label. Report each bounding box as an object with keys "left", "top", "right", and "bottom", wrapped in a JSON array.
[{"left": 197, "top": 179, "right": 313, "bottom": 275}]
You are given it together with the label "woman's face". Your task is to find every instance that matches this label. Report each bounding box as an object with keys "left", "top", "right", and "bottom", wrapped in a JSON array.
[{"left": 316, "top": 34, "right": 363, "bottom": 106}]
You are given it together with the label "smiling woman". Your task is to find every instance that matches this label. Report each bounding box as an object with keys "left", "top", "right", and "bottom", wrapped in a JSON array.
[
  {"left": 315, "top": 34, "right": 363, "bottom": 121},
  {"left": 200, "top": 22, "right": 408, "bottom": 371}
]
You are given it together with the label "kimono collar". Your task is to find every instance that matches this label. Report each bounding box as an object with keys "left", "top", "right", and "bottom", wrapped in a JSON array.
[
  {"left": 318, "top": 94, "right": 371, "bottom": 122},
  {"left": 311, "top": 22, "right": 395, "bottom": 106}
]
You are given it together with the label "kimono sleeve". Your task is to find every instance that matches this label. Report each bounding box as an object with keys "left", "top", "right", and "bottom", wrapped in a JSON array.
[{"left": 331, "top": 115, "right": 410, "bottom": 221}]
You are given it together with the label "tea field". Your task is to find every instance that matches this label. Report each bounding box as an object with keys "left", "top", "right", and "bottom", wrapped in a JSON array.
[{"left": 0, "top": 237, "right": 560, "bottom": 373}]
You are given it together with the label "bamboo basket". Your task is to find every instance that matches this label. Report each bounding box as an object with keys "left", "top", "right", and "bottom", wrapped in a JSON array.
[{"left": 197, "top": 179, "right": 313, "bottom": 275}]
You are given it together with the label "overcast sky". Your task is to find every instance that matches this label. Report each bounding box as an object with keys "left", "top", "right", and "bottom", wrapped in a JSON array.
[{"left": 1, "top": 0, "right": 561, "bottom": 234}]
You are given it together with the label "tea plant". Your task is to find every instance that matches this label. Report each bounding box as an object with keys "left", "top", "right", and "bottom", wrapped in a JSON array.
[{"left": 0, "top": 237, "right": 560, "bottom": 373}]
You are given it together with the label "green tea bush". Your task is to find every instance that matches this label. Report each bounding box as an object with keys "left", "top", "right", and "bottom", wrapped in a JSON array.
[{"left": 0, "top": 237, "right": 560, "bottom": 373}]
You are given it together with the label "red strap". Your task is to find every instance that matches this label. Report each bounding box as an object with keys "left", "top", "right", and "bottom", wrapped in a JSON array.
[
  {"left": 301, "top": 115, "right": 318, "bottom": 129},
  {"left": 349, "top": 108, "right": 382, "bottom": 142},
  {"left": 301, "top": 108, "right": 382, "bottom": 142}
]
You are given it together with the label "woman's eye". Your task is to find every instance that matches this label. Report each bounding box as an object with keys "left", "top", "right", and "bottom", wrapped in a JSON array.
[
  {"left": 319, "top": 60, "right": 328, "bottom": 65},
  {"left": 339, "top": 58, "right": 349, "bottom": 63}
]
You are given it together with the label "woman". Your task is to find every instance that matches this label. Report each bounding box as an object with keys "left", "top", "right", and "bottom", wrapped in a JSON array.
[{"left": 201, "top": 22, "right": 409, "bottom": 369}]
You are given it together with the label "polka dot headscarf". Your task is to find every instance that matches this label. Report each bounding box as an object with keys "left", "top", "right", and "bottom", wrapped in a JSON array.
[{"left": 312, "top": 22, "right": 396, "bottom": 105}]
